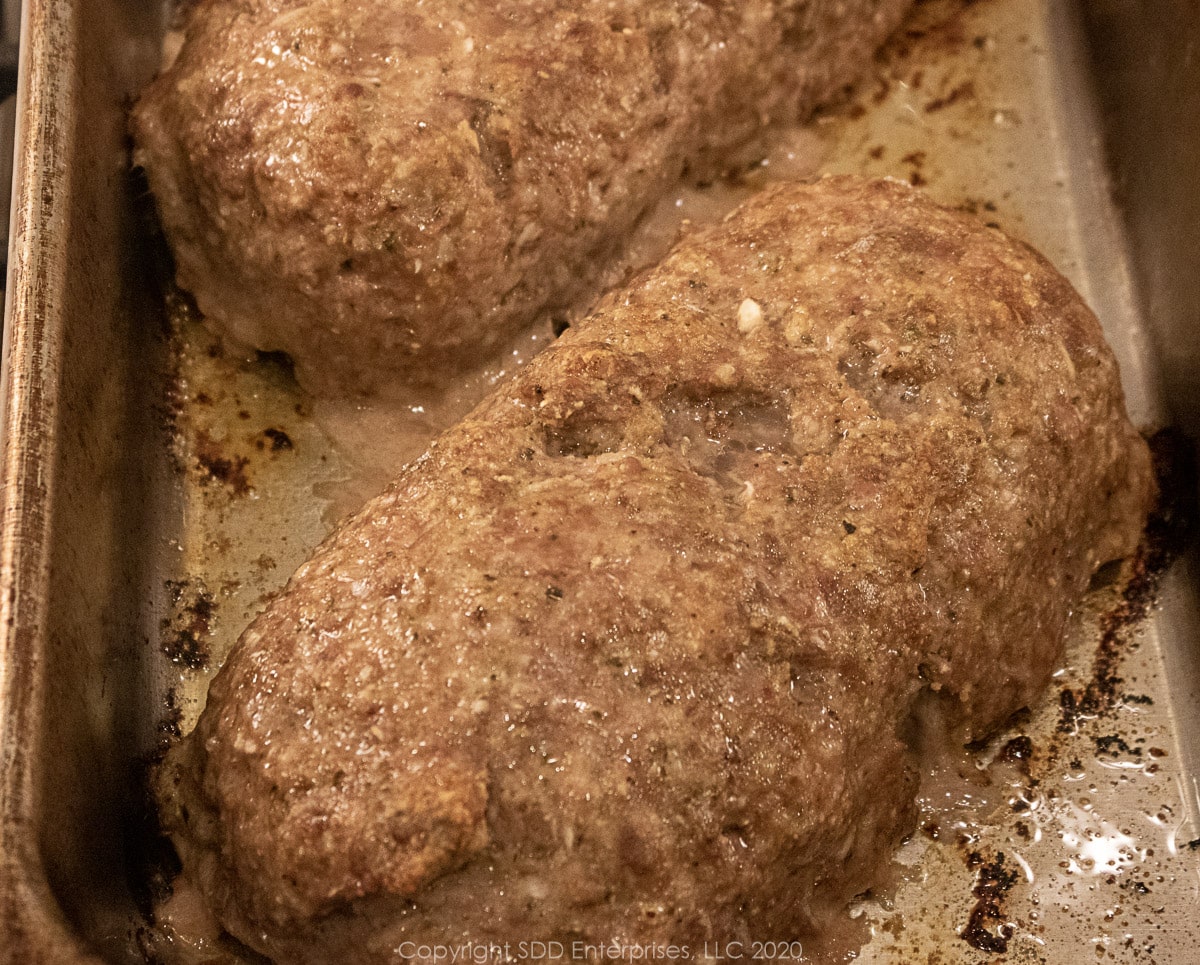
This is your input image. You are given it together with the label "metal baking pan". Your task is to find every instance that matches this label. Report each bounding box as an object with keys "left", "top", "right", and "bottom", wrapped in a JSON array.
[{"left": 1, "top": 0, "right": 1198, "bottom": 962}]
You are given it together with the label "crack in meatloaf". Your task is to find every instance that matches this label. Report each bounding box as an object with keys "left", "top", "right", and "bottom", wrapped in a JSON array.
[
  {"left": 131, "top": 0, "right": 913, "bottom": 396},
  {"left": 157, "top": 177, "right": 1153, "bottom": 962}
]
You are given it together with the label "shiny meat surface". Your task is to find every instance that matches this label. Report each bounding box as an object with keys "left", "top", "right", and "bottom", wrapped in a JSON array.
[
  {"left": 158, "top": 177, "right": 1153, "bottom": 961},
  {"left": 131, "top": 0, "right": 912, "bottom": 396}
]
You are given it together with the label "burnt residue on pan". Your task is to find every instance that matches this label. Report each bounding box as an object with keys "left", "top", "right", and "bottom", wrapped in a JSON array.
[
  {"left": 124, "top": 765, "right": 182, "bottom": 957},
  {"left": 192, "top": 431, "right": 251, "bottom": 497},
  {"left": 817, "top": 0, "right": 1001, "bottom": 121},
  {"left": 159, "top": 284, "right": 307, "bottom": 501},
  {"left": 158, "top": 579, "right": 216, "bottom": 672},
  {"left": 924, "top": 79, "right": 978, "bottom": 113},
  {"left": 960, "top": 851, "right": 1020, "bottom": 953},
  {"left": 258, "top": 428, "right": 294, "bottom": 453},
  {"left": 124, "top": 688, "right": 184, "bottom": 955},
  {"left": 935, "top": 426, "right": 1197, "bottom": 960},
  {"left": 849, "top": 429, "right": 1196, "bottom": 961},
  {"left": 1058, "top": 427, "right": 1198, "bottom": 736}
]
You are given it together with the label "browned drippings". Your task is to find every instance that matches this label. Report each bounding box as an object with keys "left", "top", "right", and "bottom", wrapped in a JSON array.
[
  {"left": 1058, "top": 428, "right": 1197, "bottom": 735},
  {"left": 193, "top": 430, "right": 252, "bottom": 496},
  {"left": 159, "top": 579, "right": 216, "bottom": 672},
  {"left": 960, "top": 851, "right": 1019, "bottom": 953}
]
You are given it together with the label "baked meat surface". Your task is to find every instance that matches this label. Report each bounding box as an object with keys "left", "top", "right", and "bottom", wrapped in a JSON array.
[
  {"left": 132, "top": 0, "right": 913, "bottom": 395},
  {"left": 159, "top": 177, "right": 1153, "bottom": 961}
]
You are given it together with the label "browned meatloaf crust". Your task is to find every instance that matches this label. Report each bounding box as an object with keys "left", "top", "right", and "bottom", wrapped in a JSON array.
[
  {"left": 158, "top": 177, "right": 1153, "bottom": 962},
  {"left": 131, "top": 0, "right": 913, "bottom": 396}
]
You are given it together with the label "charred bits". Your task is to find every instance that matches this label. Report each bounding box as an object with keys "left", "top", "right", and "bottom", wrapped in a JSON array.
[
  {"left": 194, "top": 430, "right": 251, "bottom": 495},
  {"left": 1058, "top": 428, "right": 1197, "bottom": 732},
  {"left": 258, "top": 427, "right": 295, "bottom": 452},
  {"left": 160, "top": 579, "right": 216, "bottom": 671},
  {"left": 997, "top": 735, "right": 1034, "bottom": 778},
  {"left": 961, "top": 851, "right": 1019, "bottom": 953},
  {"left": 924, "top": 80, "right": 977, "bottom": 113}
]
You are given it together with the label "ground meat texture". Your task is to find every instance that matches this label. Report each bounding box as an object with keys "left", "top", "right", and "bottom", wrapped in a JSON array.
[
  {"left": 131, "top": 0, "right": 913, "bottom": 396},
  {"left": 157, "top": 178, "right": 1153, "bottom": 961}
]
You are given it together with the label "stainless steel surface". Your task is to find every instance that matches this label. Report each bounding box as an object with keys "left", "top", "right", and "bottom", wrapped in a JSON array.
[
  {"left": 0, "top": 95, "right": 18, "bottom": 257},
  {"left": 0, "top": 0, "right": 170, "bottom": 960},
  {"left": 1, "top": 0, "right": 1198, "bottom": 962},
  {"left": 1079, "top": 0, "right": 1200, "bottom": 439}
]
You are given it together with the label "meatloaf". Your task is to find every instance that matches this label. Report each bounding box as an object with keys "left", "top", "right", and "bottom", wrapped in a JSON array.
[
  {"left": 131, "top": 0, "right": 913, "bottom": 396},
  {"left": 157, "top": 177, "right": 1154, "bottom": 961}
]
